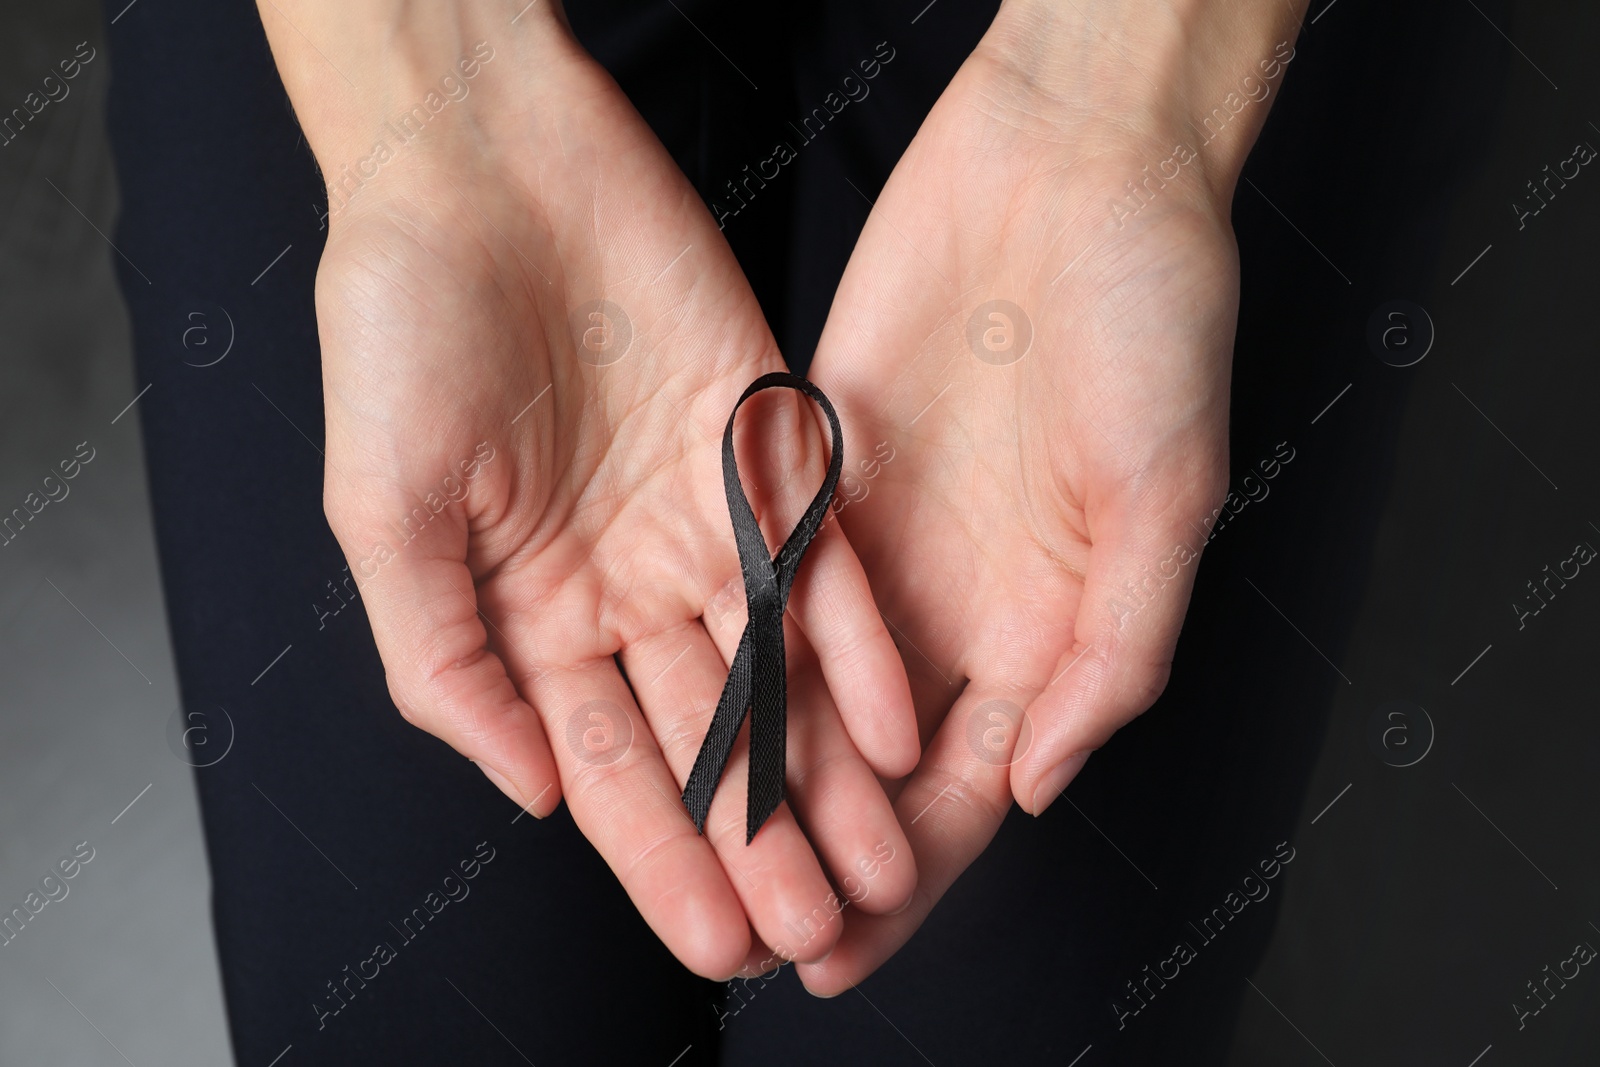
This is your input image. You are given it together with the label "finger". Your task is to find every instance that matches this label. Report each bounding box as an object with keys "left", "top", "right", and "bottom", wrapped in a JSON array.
[
  {"left": 518, "top": 657, "right": 753, "bottom": 980},
  {"left": 700, "top": 582, "right": 918, "bottom": 915},
  {"left": 732, "top": 921, "right": 793, "bottom": 979},
  {"left": 734, "top": 925, "right": 784, "bottom": 977},
  {"left": 785, "top": 512, "right": 921, "bottom": 779},
  {"left": 478, "top": 583, "right": 751, "bottom": 979},
  {"left": 327, "top": 500, "right": 562, "bottom": 818},
  {"left": 1010, "top": 481, "right": 1218, "bottom": 815},
  {"left": 781, "top": 636, "right": 917, "bottom": 917},
  {"left": 725, "top": 387, "right": 918, "bottom": 780},
  {"left": 620, "top": 620, "right": 843, "bottom": 965},
  {"left": 795, "top": 682, "right": 1029, "bottom": 996}
]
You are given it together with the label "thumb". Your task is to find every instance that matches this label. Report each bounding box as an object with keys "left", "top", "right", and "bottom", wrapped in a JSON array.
[
  {"left": 325, "top": 461, "right": 562, "bottom": 819},
  {"left": 1011, "top": 482, "right": 1219, "bottom": 814}
]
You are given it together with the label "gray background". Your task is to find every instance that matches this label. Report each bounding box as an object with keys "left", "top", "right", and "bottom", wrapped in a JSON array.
[{"left": 0, "top": 1, "right": 231, "bottom": 1064}]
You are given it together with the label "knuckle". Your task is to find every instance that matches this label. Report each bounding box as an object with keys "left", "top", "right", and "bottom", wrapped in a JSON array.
[
  {"left": 386, "top": 674, "right": 424, "bottom": 727},
  {"left": 784, "top": 749, "right": 852, "bottom": 797},
  {"left": 922, "top": 772, "right": 1010, "bottom": 829},
  {"left": 655, "top": 715, "right": 712, "bottom": 768},
  {"left": 1126, "top": 659, "right": 1174, "bottom": 720},
  {"left": 618, "top": 824, "right": 698, "bottom": 888}
]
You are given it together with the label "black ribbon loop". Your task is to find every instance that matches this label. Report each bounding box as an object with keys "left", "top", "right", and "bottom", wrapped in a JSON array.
[{"left": 682, "top": 372, "right": 844, "bottom": 843}]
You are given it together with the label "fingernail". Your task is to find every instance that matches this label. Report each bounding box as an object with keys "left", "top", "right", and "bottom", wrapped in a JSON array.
[
  {"left": 478, "top": 762, "right": 538, "bottom": 817},
  {"left": 1031, "top": 752, "right": 1090, "bottom": 816}
]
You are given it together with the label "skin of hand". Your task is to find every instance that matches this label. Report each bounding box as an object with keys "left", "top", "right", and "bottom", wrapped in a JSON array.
[
  {"left": 254, "top": 1, "right": 920, "bottom": 979},
  {"left": 795, "top": 0, "right": 1310, "bottom": 992}
]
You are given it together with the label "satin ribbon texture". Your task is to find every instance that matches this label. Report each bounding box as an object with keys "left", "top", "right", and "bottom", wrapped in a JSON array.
[{"left": 681, "top": 372, "right": 844, "bottom": 843}]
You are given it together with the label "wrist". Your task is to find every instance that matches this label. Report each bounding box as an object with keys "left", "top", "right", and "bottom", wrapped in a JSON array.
[
  {"left": 980, "top": 0, "right": 1307, "bottom": 205},
  {"left": 256, "top": 0, "right": 580, "bottom": 220}
]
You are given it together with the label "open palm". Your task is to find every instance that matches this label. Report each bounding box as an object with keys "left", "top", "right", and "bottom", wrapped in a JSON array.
[
  {"left": 801, "top": 49, "right": 1239, "bottom": 991},
  {"left": 313, "top": 40, "right": 917, "bottom": 978}
]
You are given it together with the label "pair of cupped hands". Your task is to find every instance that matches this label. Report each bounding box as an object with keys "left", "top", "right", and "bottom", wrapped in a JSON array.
[{"left": 267, "top": 0, "right": 1288, "bottom": 994}]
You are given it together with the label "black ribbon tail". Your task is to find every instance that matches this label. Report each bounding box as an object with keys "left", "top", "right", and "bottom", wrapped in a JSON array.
[
  {"left": 680, "top": 372, "right": 844, "bottom": 844},
  {"left": 682, "top": 627, "right": 754, "bottom": 834},
  {"left": 744, "top": 604, "right": 786, "bottom": 843}
]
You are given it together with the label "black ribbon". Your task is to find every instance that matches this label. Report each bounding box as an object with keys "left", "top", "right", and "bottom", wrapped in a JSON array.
[{"left": 682, "top": 372, "right": 844, "bottom": 844}]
